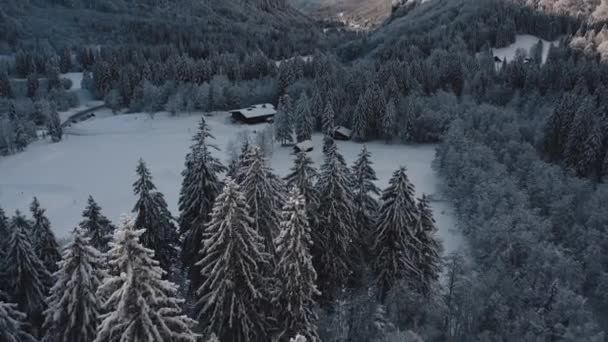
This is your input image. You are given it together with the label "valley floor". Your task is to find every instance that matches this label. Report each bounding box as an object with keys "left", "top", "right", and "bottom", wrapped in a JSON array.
[{"left": 0, "top": 111, "right": 463, "bottom": 253}]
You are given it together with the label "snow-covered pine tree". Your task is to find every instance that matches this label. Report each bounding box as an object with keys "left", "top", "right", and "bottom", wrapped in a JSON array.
[
  {"left": 80, "top": 196, "right": 116, "bottom": 253},
  {"left": 46, "top": 104, "right": 63, "bottom": 143},
  {"left": 0, "top": 206, "right": 8, "bottom": 255},
  {"left": 29, "top": 197, "right": 62, "bottom": 275},
  {"left": 5, "top": 211, "right": 50, "bottom": 335},
  {"left": 310, "top": 86, "right": 324, "bottom": 131},
  {"left": 352, "top": 96, "right": 369, "bottom": 142},
  {"left": 195, "top": 178, "right": 270, "bottom": 342},
  {"left": 383, "top": 98, "right": 396, "bottom": 142},
  {"left": 284, "top": 152, "right": 320, "bottom": 227},
  {"left": 295, "top": 93, "right": 313, "bottom": 143},
  {"left": 0, "top": 298, "right": 37, "bottom": 342},
  {"left": 275, "top": 94, "right": 294, "bottom": 146},
  {"left": 132, "top": 159, "right": 179, "bottom": 276},
  {"left": 238, "top": 146, "right": 284, "bottom": 260},
  {"left": 314, "top": 141, "right": 357, "bottom": 302},
  {"left": 273, "top": 188, "right": 321, "bottom": 342},
  {"left": 372, "top": 167, "right": 421, "bottom": 300},
  {"left": 321, "top": 101, "right": 335, "bottom": 136},
  {"left": 95, "top": 217, "right": 196, "bottom": 342},
  {"left": 414, "top": 195, "right": 443, "bottom": 296},
  {"left": 44, "top": 228, "right": 105, "bottom": 342},
  {"left": 178, "top": 117, "right": 227, "bottom": 293},
  {"left": 352, "top": 146, "right": 380, "bottom": 256}
]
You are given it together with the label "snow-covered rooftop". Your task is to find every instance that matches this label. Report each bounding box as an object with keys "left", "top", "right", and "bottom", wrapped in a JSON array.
[
  {"left": 334, "top": 126, "right": 352, "bottom": 138},
  {"left": 231, "top": 104, "right": 276, "bottom": 119},
  {"left": 295, "top": 140, "right": 314, "bottom": 152}
]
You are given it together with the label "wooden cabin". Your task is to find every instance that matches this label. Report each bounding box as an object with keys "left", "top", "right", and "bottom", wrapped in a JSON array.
[{"left": 230, "top": 104, "right": 276, "bottom": 124}]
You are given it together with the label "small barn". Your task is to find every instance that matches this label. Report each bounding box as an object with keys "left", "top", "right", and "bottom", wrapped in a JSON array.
[
  {"left": 230, "top": 104, "right": 276, "bottom": 124},
  {"left": 333, "top": 126, "right": 352, "bottom": 141},
  {"left": 294, "top": 140, "right": 313, "bottom": 153}
]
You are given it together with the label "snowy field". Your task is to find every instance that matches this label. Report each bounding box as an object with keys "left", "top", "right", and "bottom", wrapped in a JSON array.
[
  {"left": 0, "top": 112, "right": 463, "bottom": 254},
  {"left": 493, "top": 34, "right": 559, "bottom": 64}
]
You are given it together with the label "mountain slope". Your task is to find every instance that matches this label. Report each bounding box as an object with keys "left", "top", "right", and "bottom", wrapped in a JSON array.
[{"left": 0, "top": 0, "right": 321, "bottom": 58}]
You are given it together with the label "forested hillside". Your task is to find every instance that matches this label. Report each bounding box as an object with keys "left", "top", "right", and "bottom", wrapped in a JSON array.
[{"left": 3, "top": 0, "right": 608, "bottom": 341}]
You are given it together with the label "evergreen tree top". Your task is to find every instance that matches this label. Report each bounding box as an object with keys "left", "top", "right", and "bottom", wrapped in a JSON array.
[{"left": 133, "top": 158, "right": 156, "bottom": 196}]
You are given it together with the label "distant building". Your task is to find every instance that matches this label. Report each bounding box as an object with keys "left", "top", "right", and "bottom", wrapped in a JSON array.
[
  {"left": 333, "top": 126, "right": 352, "bottom": 140},
  {"left": 230, "top": 104, "right": 276, "bottom": 124},
  {"left": 294, "top": 140, "right": 313, "bottom": 153}
]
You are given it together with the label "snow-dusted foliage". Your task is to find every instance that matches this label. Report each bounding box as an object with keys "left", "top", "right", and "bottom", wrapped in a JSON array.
[
  {"left": 0, "top": 207, "right": 8, "bottom": 255},
  {"left": 414, "top": 195, "right": 443, "bottom": 295},
  {"left": 284, "top": 152, "right": 320, "bottom": 226},
  {"left": 4, "top": 211, "right": 50, "bottom": 332},
  {"left": 29, "top": 197, "right": 61, "bottom": 275},
  {"left": 351, "top": 146, "right": 380, "bottom": 253},
  {"left": 178, "top": 117, "right": 226, "bottom": 293},
  {"left": 238, "top": 146, "right": 285, "bottom": 260},
  {"left": 294, "top": 93, "right": 313, "bottom": 142},
  {"left": 43, "top": 228, "right": 105, "bottom": 342},
  {"left": 132, "top": 159, "right": 179, "bottom": 276},
  {"left": 80, "top": 196, "right": 116, "bottom": 253},
  {"left": 372, "top": 167, "right": 420, "bottom": 299},
  {"left": 95, "top": 217, "right": 196, "bottom": 342},
  {"left": 0, "top": 299, "right": 37, "bottom": 342},
  {"left": 195, "top": 178, "right": 270, "bottom": 342},
  {"left": 314, "top": 140, "right": 357, "bottom": 302},
  {"left": 275, "top": 94, "right": 294, "bottom": 146},
  {"left": 272, "top": 188, "right": 321, "bottom": 342},
  {"left": 321, "top": 102, "right": 335, "bottom": 136}
]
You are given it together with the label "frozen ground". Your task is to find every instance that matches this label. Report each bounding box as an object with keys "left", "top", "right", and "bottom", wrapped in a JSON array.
[
  {"left": 0, "top": 112, "right": 463, "bottom": 254},
  {"left": 493, "top": 34, "right": 559, "bottom": 64}
]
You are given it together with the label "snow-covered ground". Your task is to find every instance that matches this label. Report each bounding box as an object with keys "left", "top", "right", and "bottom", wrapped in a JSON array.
[
  {"left": 493, "top": 34, "right": 559, "bottom": 64},
  {"left": 0, "top": 112, "right": 463, "bottom": 254},
  {"left": 58, "top": 72, "right": 104, "bottom": 123}
]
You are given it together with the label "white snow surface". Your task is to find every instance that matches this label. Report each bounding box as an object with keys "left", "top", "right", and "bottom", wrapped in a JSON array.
[
  {"left": 492, "top": 34, "right": 559, "bottom": 64},
  {"left": 0, "top": 112, "right": 463, "bottom": 254}
]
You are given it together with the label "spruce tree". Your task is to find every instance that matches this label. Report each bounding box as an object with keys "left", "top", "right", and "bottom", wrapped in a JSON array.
[
  {"left": 273, "top": 188, "right": 321, "bottom": 342},
  {"left": 414, "top": 195, "right": 443, "bottom": 296},
  {"left": 295, "top": 93, "right": 313, "bottom": 142},
  {"left": 284, "top": 152, "right": 320, "bottom": 226},
  {"left": 46, "top": 105, "right": 63, "bottom": 143},
  {"left": 178, "top": 117, "right": 226, "bottom": 293},
  {"left": 383, "top": 98, "right": 396, "bottom": 142},
  {"left": 4, "top": 211, "right": 50, "bottom": 334},
  {"left": 195, "top": 178, "right": 270, "bottom": 342},
  {"left": 352, "top": 96, "right": 368, "bottom": 142},
  {"left": 132, "top": 159, "right": 179, "bottom": 276},
  {"left": 0, "top": 207, "right": 8, "bottom": 256},
  {"left": 314, "top": 142, "right": 357, "bottom": 302},
  {"left": 372, "top": 167, "right": 421, "bottom": 300},
  {"left": 238, "top": 146, "right": 284, "bottom": 260},
  {"left": 321, "top": 101, "right": 335, "bottom": 136},
  {"left": 44, "top": 228, "right": 105, "bottom": 342},
  {"left": 95, "top": 217, "right": 196, "bottom": 342},
  {"left": 80, "top": 196, "right": 116, "bottom": 253},
  {"left": 29, "top": 197, "right": 61, "bottom": 276},
  {"left": 0, "top": 299, "right": 37, "bottom": 342},
  {"left": 275, "top": 94, "right": 294, "bottom": 146},
  {"left": 352, "top": 146, "right": 380, "bottom": 255},
  {"left": 310, "top": 86, "right": 324, "bottom": 131}
]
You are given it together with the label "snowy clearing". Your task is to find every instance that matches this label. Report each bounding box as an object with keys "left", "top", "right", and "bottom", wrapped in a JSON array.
[
  {"left": 493, "top": 34, "right": 559, "bottom": 64},
  {"left": 0, "top": 112, "right": 463, "bottom": 254}
]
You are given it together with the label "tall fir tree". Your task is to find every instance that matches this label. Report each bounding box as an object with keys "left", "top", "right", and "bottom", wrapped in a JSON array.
[
  {"left": 46, "top": 105, "right": 63, "bottom": 143},
  {"left": 383, "top": 98, "right": 396, "bottom": 142},
  {"left": 275, "top": 94, "right": 294, "bottom": 146},
  {"left": 414, "top": 195, "right": 443, "bottom": 296},
  {"left": 132, "top": 159, "right": 179, "bottom": 276},
  {"left": 0, "top": 298, "right": 37, "bottom": 342},
  {"left": 44, "top": 228, "right": 105, "bottom": 342},
  {"left": 352, "top": 146, "right": 381, "bottom": 256},
  {"left": 0, "top": 207, "right": 8, "bottom": 256},
  {"left": 95, "top": 217, "right": 196, "bottom": 342},
  {"left": 272, "top": 188, "right": 321, "bottom": 342},
  {"left": 178, "top": 117, "right": 226, "bottom": 293},
  {"left": 80, "top": 196, "right": 116, "bottom": 253},
  {"left": 195, "top": 178, "right": 270, "bottom": 342},
  {"left": 238, "top": 146, "right": 284, "bottom": 261},
  {"left": 314, "top": 141, "right": 357, "bottom": 302},
  {"left": 352, "top": 96, "right": 369, "bottom": 142},
  {"left": 284, "top": 152, "right": 320, "bottom": 227},
  {"left": 321, "top": 101, "right": 335, "bottom": 136},
  {"left": 310, "top": 85, "right": 324, "bottom": 131},
  {"left": 295, "top": 93, "right": 313, "bottom": 142},
  {"left": 372, "top": 167, "right": 421, "bottom": 300},
  {"left": 29, "top": 197, "right": 62, "bottom": 275},
  {"left": 4, "top": 211, "right": 50, "bottom": 335}
]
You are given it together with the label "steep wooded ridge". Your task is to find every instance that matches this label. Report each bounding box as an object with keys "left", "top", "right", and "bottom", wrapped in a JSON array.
[{"left": 0, "top": 0, "right": 319, "bottom": 58}]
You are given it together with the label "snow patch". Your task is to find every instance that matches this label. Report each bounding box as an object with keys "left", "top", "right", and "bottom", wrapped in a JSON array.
[{"left": 492, "top": 34, "right": 559, "bottom": 65}]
